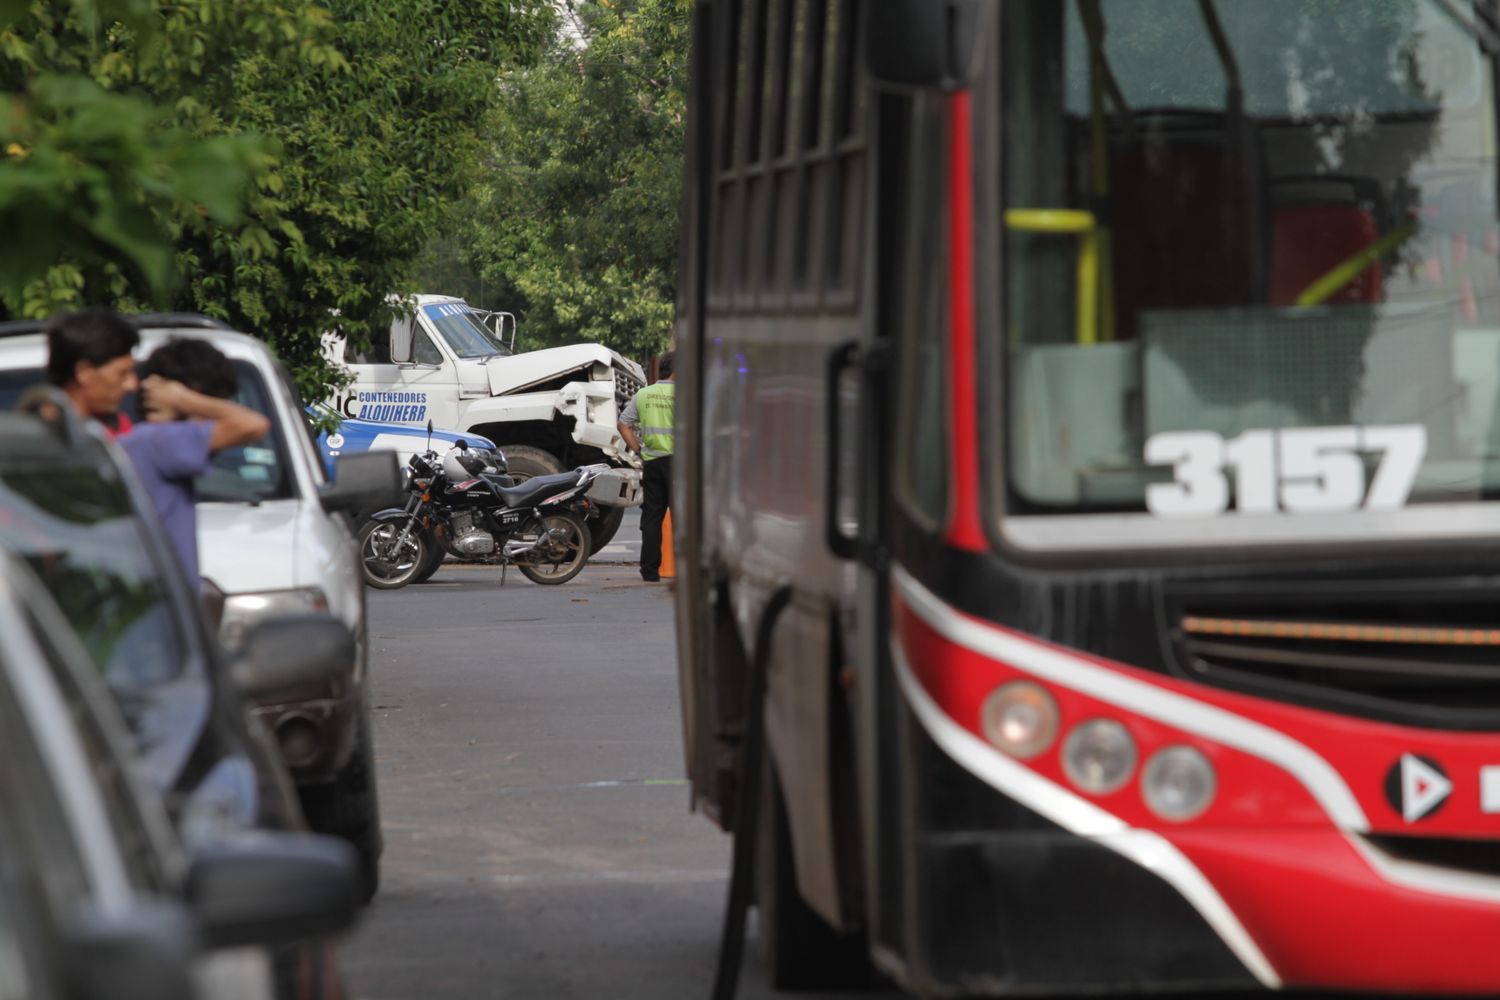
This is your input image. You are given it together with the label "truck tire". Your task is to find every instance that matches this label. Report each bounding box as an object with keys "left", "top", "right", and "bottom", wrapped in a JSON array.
[
  {"left": 502, "top": 445, "right": 623, "bottom": 550},
  {"left": 300, "top": 714, "right": 383, "bottom": 906},
  {"left": 588, "top": 503, "right": 624, "bottom": 550},
  {"left": 756, "top": 762, "right": 869, "bottom": 989},
  {"left": 501, "top": 444, "right": 565, "bottom": 481}
]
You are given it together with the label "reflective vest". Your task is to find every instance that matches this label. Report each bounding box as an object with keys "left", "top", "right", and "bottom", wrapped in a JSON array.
[{"left": 635, "top": 381, "right": 675, "bottom": 460}]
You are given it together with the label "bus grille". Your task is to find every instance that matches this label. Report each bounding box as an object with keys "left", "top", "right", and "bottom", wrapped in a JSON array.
[{"left": 1168, "top": 583, "right": 1500, "bottom": 730}]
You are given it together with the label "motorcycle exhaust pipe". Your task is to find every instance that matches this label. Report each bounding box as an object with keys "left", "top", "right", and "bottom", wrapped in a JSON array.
[{"left": 503, "top": 526, "right": 570, "bottom": 559}]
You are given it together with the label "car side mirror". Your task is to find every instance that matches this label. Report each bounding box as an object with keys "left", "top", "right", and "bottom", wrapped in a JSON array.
[
  {"left": 67, "top": 900, "right": 198, "bottom": 1000},
  {"left": 188, "top": 832, "right": 359, "bottom": 950},
  {"left": 320, "top": 450, "right": 402, "bottom": 514},
  {"left": 866, "top": 0, "right": 980, "bottom": 91},
  {"left": 232, "top": 614, "right": 352, "bottom": 701}
]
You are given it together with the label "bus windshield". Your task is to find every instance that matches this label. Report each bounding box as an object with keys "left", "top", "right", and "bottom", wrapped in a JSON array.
[{"left": 1002, "top": 0, "right": 1500, "bottom": 520}]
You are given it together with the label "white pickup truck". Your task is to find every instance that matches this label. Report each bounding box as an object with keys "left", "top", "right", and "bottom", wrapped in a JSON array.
[{"left": 324, "top": 294, "right": 645, "bottom": 547}]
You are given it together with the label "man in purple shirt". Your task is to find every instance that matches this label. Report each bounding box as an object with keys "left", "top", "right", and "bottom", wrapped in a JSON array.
[{"left": 118, "top": 337, "right": 270, "bottom": 582}]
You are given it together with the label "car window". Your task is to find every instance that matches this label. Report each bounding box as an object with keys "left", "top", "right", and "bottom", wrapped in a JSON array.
[
  {"left": 20, "top": 600, "right": 165, "bottom": 893},
  {"left": 0, "top": 641, "right": 93, "bottom": 916},
  {"left": 0, "top": 370, "right": 39, "bottom": 411},
  {"left": 195, "top": 359, "right": 295, "bottom": 503},
  {"left": 0, "top": 463, "right": 183, "bottom": 689}
]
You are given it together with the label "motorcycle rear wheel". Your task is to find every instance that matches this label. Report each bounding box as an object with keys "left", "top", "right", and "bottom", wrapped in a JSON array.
[
  {"left": 358, "top": 518, "right": 429, "bottom": 590},
  {"left": 516, "top": 511, "right": 591, "bottom": 585}
]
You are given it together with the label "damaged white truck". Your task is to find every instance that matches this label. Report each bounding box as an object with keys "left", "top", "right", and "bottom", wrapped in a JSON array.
[{"left": 324, "top": 293, "right": 645, "bottom": 548}]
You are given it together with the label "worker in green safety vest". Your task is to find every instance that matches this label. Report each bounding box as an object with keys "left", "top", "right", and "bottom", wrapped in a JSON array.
[{"left": 618, "top": 350, "right": 675, "bottom": 582}]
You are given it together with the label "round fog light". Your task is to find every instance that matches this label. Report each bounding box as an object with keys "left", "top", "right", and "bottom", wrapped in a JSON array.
[
  {"left": 1062, "top": 719, "right": 1136, "bottom": 794},
  {"left": 980, "top": 681, "right": 1058, "bottom": 760},
  {"left": 1142, "top": 745, "right": 1217, "bottom": 822}
]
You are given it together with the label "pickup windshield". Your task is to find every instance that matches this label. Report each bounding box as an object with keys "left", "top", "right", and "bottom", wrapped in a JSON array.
[
  {"left": 1002, "top": 0, "right": 1500, "bottom": 520},
  {"left": 421, "top": 303, "right": 513, "bottom": 359}
]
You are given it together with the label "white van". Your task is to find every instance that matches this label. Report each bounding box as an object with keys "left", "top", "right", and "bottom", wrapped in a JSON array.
[{"left": 0, "top": 315, "right": 399, "bottom": 898}]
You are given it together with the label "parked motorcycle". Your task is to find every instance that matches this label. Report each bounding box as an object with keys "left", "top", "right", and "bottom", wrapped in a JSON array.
[{"left": 358, "top": 437, "right": 604, "bottom": 589}]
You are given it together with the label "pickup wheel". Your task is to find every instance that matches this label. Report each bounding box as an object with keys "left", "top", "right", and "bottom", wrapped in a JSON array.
[
  {"left": 756, "top": 762, "right": 869, "bottom": 989},
  {"left": 299, "top": 713, "right": 383, "bottom": 906}
]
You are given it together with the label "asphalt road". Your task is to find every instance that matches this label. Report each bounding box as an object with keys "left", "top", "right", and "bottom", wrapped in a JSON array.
[{"left": 342, "top": 560, "right": 880, "bottom": 1000}]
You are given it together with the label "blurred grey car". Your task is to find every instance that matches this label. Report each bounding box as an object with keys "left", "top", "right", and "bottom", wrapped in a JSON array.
[{"left": 0, "top": 544, "right": 359, "bottom": 1000}]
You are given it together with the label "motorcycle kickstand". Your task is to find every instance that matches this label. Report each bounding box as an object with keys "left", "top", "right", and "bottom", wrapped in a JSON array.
[{"left": 500, "top": 560, "right": 508, "bottom": 586}]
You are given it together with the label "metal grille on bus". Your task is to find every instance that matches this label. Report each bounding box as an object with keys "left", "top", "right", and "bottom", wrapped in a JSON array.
[{"left": 1165, "top": 582, "right": 1500, "bottom": 731}]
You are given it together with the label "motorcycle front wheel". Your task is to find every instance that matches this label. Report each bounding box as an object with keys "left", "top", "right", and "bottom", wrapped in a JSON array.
[
  {"left": 358, "top": 518, "right": 430, "bottom": 590},
  {"left": 516, "top": 511, "right": 591, "bottom": 585}
]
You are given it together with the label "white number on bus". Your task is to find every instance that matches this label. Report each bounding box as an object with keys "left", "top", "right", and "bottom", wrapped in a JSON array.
[{"left": 1145, "top": 425, "right": 1427, "bottom": 517}]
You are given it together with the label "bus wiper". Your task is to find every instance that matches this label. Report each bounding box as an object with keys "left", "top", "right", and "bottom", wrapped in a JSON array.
[{"left": 1433, "top": 0, "right": 1500, "bottom": 58}]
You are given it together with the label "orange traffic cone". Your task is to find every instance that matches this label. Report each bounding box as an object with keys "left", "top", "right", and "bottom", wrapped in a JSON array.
[{"left": 659, "top": 509, "right": 676, "bottom": 579}]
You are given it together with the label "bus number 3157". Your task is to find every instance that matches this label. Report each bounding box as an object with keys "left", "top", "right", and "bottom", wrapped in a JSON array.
[{"left": 1145, "top": 425, "right": 1428, "bottom": 517}]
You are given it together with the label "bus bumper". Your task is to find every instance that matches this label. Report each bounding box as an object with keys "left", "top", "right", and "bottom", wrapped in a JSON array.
[{"left": 893, "top": 567, "right": 1500, "bottom": 995}]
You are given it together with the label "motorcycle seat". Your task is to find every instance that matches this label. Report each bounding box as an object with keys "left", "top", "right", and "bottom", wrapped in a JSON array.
[{"left": 494, "top": 470, "right": 579, "bottom": 508}]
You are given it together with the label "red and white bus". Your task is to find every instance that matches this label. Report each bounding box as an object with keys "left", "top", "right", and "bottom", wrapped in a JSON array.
[{"left": 673, "top": 0, "right": 1500, "bottom": 993}]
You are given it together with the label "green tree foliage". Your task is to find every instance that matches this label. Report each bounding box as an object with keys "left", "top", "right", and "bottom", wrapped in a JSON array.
[
  {"left": 0, "top": 0, "right": 552, "bottom": 399},
  {"left": 433, "top": 0, "right": 691, "bottom": 360}
]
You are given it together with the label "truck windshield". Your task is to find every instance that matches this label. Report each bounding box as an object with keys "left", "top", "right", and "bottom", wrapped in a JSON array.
[
  {"left": 1001, "top": 0, "right": 1500, "bottom": 520},
  {"left": 421, "top": 303, "right": 512, "bottom": 359}
]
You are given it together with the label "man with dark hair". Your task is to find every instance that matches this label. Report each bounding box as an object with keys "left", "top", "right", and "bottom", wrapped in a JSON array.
[
  {"left": 45, "top": 306, "right": 141, "bottom": 437},
  {"left": 618, "top": 350, "right": 675, "bottom": 582},
  {"left": 119, "top": 337, "right": 270, "bottom": 582}
]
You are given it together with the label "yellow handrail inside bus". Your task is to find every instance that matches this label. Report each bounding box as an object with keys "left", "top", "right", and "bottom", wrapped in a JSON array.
[
  {"left": 1004, "top": 209, "right": 1096, "bottom": 234},
  {"left": 1294, "top": 220, "right": 1418, "bottom": 308},
  {"left": 1004, "top": 209, "right": 1100, "bottom": 344}
]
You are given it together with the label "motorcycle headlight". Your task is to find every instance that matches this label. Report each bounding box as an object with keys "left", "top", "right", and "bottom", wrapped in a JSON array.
[
  {"left": 179, "top": 757, "right": 259, "bottom": 848},
  {"left": 219, "top": 587, "right": 330, "bottom": 652}
]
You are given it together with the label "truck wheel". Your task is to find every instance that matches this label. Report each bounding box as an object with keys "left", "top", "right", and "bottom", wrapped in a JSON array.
[
  {"left": 300, "top": 714, "right": 383, "bottom": 906},
  {"left": 756, "top": 762, "right": 869, "bottom": 989},
  {"left": 501, "top": 445, "right": 622, "bottom": 549},
  {"left": 588, "top": 503, "right": 624, "bottom": 550},
  {"left": 502, "top": 444, "right": 565, "bottom": 481}
]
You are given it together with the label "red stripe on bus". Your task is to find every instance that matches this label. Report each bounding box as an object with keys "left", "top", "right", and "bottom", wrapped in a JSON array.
[{"left": 944, "top": 90, "right": 986, "bottom": 552}]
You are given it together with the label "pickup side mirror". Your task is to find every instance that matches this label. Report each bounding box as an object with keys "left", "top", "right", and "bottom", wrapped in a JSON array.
[
  {"left": 390, "top": 317, "right": 415, "bottom": 364},
  {"left": 866, "top": 0, "right": 980, "bottom": 91},
  {"left": 67, "top": 900, "right": 198, "bottom": 1000},
  {"left": 188, "top": 832, "right": 359, "bottom": 950},
  {"left": 232, "top": 614, "right": 352, "bottom": 701},
  {"left": 320, "top": 450, "right": 402, "bottom": 514}
]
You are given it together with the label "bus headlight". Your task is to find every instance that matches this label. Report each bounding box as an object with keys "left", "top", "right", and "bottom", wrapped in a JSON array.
[
  {"left": 1062, "top": 719, "right": 1136, "bottom": 794},
  {"left": 1142, "top": 745, "right": 1216, "bottom": 822},
  {"left": 980, "top": 681, "right": 1058, "bottom": 759}
]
